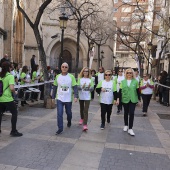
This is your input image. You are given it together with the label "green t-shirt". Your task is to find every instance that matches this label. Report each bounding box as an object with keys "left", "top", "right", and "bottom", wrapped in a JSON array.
[
  {"left": 32, "top": 71, "right": 37, "bottom": 83},
  {"left": 0, "top": 73, "right": 14, "bottom": 102},
  {"left": 20, "top": 72, "right": 26, "bottom": 85}
]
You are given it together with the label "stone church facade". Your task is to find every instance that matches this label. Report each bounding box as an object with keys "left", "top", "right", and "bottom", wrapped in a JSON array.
[{"left": 0, "top": 0, "right": 116, "bottom": 72}]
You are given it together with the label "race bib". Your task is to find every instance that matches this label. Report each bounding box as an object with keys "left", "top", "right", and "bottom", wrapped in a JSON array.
[{"left": 60, "top": 86, "right": 69, "bottom": 93}]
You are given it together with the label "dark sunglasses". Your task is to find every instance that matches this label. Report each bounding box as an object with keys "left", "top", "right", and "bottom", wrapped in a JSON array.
[
  {"left": 119, "top": 71, "right": 123, "bottom": 72},
  {"left": 62, "top": 66, "right": 68, "bottom": 68},
  {"left": 127, "top": 72, "right": 132, "bottom": 74},
  {"left": 105, "top": 74, "right": 111, "bottom": 76}
]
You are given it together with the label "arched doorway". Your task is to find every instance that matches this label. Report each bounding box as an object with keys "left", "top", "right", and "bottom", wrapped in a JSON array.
[{"left": 60, "top": 50, "right": 72, "bottom": 72}]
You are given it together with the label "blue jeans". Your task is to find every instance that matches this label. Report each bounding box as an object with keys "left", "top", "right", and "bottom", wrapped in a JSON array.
[{"left": 57, "top": 100, "right": 72, "bottom": 130}]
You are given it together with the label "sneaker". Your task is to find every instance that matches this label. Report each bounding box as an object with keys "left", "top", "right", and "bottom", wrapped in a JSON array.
[
  {"left": 123, "top": 126, "right": 128, "bottom": 132},
  {"left": 83, "top": 125, "right": 88, "bottom": 131},
  {"left": 67, "top": 121, "right": 71, "bottom": 128},
  {"left": 56, "top": 129, "right": 63, "bottom": 135},
  {"left": 10, "top": 130, "right": 23, "bottom": 137},
  {"left": 143, "top": 112, "right": 147, "bottom": 117},
  {"left": 100, "top": 124, "right": 105, "bottom": 130},
  {"left": 79, "top": 119, "right": 83, "bottom": 125},
  {"left": 97, "top": 94, "right": 99, "bottom": 97},
  {"left": 128, "top": 129, "right": 135, "bottom": 136}
]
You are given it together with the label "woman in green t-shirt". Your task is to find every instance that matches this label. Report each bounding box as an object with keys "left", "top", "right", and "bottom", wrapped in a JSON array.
[{"left": 0, "top": 62, "right": 23, "bottom": 137}]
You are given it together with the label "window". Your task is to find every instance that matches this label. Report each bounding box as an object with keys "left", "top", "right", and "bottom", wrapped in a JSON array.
[
  {"left": 123, "top": 0, "right": 132, "bottom": 2},
  {"left": 113, "top": 8, "right": 118, "bottom": 12},
  {"left": 119, "top": 44, "right": 128, "bottom": 50},
  {"left": 121, "top": 54, "right": 129, "bottom": 58},
  {"left": 121, "top": 17, "right": 131, "bottom": 22},
  {"left": 122, "top": 7, "right": 131, "bottom": 12},
  {"left": 121, "top": 26, "right": 130, "bottom": 32}
]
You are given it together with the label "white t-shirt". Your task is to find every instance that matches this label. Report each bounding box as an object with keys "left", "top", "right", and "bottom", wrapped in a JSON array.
[
  {"left": 100, "top": 80, "right": 114, "bottom": 104},
  {"left": 117, "top": 75, "right": 125, "bottom": 92},
  {"left": 25, "top": 74, "right": 31, "bottom": 84},
  {"left": 127, "top": 80, "right": 132, "bottom": 87},
  {"left": 54, "top": 74, "right": 76, "bottom": 102},
  {"left": 91, "top": 76, "right": 95, "bottom": 85},
  {"left": 98, "top": 73, "right": 104, "bottom": 83},
  {"left": 78, "top": 78, "right": 92, "bottom": 100},
  {"left": 142, "top": 79, "right": 153, "bottom": 94}
]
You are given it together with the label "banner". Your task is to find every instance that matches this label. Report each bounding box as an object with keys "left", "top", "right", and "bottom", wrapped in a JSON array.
[{"left": 89, "top": 47, "right": 95, "bottom": 69}]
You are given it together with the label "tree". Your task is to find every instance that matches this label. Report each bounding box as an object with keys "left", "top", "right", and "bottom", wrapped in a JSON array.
[
  {"left": 64, "top": 0, "right": 101, "bottom": 78},
  {"left": 113, "top": 0, "right": 154, "bottom": 74},
  {"left": 16, "top": 0, "right": 52, "bottom": 106}
]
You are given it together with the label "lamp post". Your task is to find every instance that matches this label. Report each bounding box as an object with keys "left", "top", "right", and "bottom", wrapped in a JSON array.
[
  {"left": 147, "top": 42, "right": 152, "bottom": 74},
  {"left": 115, "top": 60, "right": 119, "bottom": 74},
  {"left": 59, "top": 13, "right": 68, "bottom": 67},
  {"left": 100, "top": 50, "right": 104, "bottom": 66},
  {"left": 112, "top": 55, "right": 116, "bottom": 69}
]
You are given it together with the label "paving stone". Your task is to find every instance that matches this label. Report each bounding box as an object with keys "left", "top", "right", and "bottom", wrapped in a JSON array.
[
  {"left": 99, "top": 148, "right": 170, "bottom": 170},
  {"left": 0, "top": 138, "right": 73, "bottom": 170},
  {"left": 111, "top": 116, "right": 154, "bottom": 130},
  {"left": 160, "top": 119, "right": 170, "bottom": 130},
  {"left": 107, "top": 128, "right": 162, "bottom": 147}
]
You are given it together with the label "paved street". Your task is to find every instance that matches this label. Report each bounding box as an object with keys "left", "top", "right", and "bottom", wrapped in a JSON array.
[{"left": 0, "top": 96, "right": 170, "bottom": 170}]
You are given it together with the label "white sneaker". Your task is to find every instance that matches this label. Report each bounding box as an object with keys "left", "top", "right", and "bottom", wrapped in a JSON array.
[
  {"left": 123, "top": 126, "right": 128, "bottom": 132},
  {"left": 128, "top": 129, "right": 135, "bottom": 136}
]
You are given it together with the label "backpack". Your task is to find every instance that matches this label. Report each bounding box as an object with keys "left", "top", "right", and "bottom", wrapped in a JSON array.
[{"left": 0, "top": 75, "right": 10, "bottom": 97}]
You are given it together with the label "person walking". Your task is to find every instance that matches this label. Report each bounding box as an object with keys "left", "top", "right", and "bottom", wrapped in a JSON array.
[
  {"left": 0, "top": 62, "right": 23, "bottom": 136},
  {"left": 52, "top": 62, "right": 78, "bottom": 135},
  {"left": 115, "top": 68, "right": 125, "bottom": 114},
  {"left": 91, "top": 69, "right": 96, "bottom": 100},
  {"left": 20, "top": 65, "right": 30, "bottom": 106},
  {"left": 30, "top": 55, "right": 36, "bottom": 77},
  {"left": 116, "top": 68, "right": 141, "bottom": 136},
  {"left": 95, "top": 67, "right": 105, "bottom": 85},
  {"left": 0, "top": 54, "right": 10, "bottom": 67},
  {"left": 96, "top": 70, "right": 117, "bottom": 130},
  {"left": 140, "top": 74, "right": 154, "bottom": 116},
  {"left": 77, "top": 67, "right": 94, "bottom": 131}
]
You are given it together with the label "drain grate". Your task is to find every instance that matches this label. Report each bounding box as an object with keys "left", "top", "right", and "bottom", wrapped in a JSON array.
[{"left": 157, "top": 114, "right": 170, "bottom": 120}]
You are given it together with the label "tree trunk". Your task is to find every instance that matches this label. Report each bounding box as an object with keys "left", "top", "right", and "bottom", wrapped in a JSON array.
[
  {"left": 75, "top": 21, "right": 81, "bottom": 78},
  {"left": 98, "top": 44, "right": 100, "bottom": 68},
  {"left": 33, "top": 28, "right": 51, "bottom": 106}
]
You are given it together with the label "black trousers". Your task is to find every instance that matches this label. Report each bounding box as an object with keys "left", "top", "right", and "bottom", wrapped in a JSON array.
[
  {"left": 91, "top": 85, "right": 96, "bottom": 99},
  {"left": 100, "top": 103, "right": 113, "bottom": 125},
  {"left": 141, "top": 94, "right": 152, "bottom": 112},
  {"left": 0, "top": 101, "right": 18, "bottom": 132},
  {"left": 123, "top": 102, "right": 136, "bottom": 129},
  {"left": 117, "top": 93, "right": 122, "bottom": 111}
]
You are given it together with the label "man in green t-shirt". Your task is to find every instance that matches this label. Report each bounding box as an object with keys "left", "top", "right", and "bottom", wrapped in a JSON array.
[{"left": 52, "top": 62, "right": 78, "bottom": 135}]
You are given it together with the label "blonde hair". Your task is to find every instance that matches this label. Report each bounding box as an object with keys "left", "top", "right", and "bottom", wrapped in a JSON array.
[
  {"left": 79, "top": 67, "right": 91, "bottom": 78},
  {"left": 124, "top": 68, "right": 136, "bottom": 79},
  {"left": 104, "top": 70, "right": 112, "bottom": 79}
]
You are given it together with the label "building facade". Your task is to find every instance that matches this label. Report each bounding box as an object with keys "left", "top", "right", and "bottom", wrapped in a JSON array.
[
  {"left": 113, "top": 0, "right": 154, "bottom": 72},
  {"left": 0, "top": 0, "right": 115, "bottom": 72}
]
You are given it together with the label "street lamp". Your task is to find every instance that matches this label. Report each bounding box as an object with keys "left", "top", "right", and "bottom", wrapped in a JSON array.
[
  {"left": 115, "top": 60, "right": 119, "bottom": 74},
  {"left": 59, "top": 13, "right": 68, "bottom": 67},
  {"left": 147, "top": 42, "right": 152, "bottom": 74}
]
